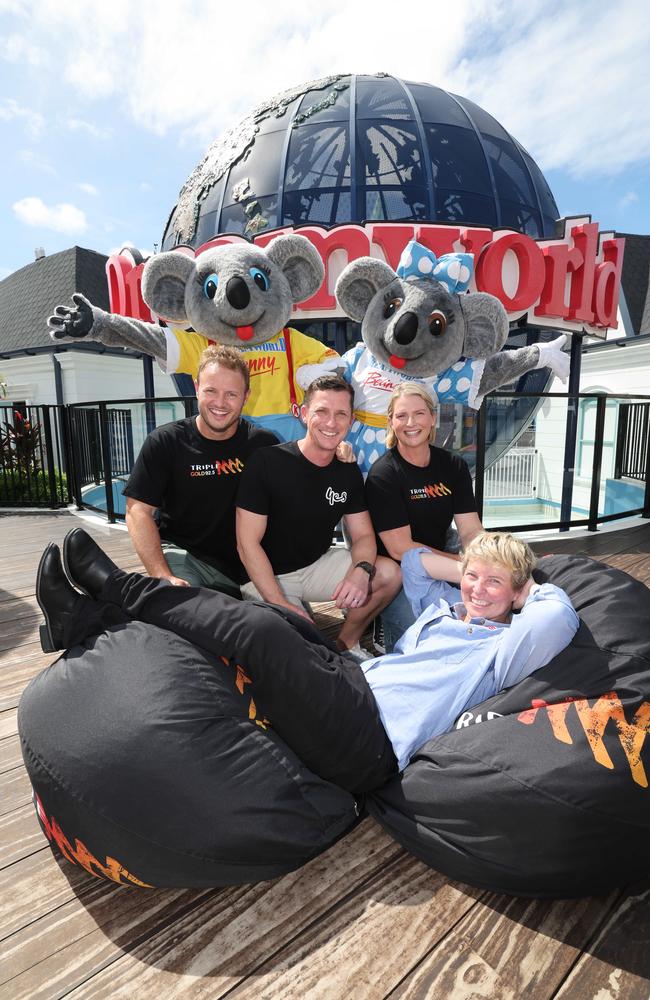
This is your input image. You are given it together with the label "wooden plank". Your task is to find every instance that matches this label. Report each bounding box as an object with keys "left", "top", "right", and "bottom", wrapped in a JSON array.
[
  {"left": 554, "top": 884, "right": 650, "bottom": 1000},
  {"left": 0, "top": 801, "right": 45, "bottom": 869},
  {"left": 0, "top": 849, "right": 113, "bottom": 942},
  {"left": 0, "top": 735, "right": 24, "bottom": 775},
  {"left": 0, "top": 658, "right": 48, "bottom": 713},
  {"left": 219, "top": 856, "right": 483, "bottom": 1000},
  {"left": 0, "top": 766, "right": 32, "bottom": 817},
  {"left": 0, "top": 709, "right": 17, "bottom": 742},
  {"left": 389, "top": 889, "right": 622, "bottom": 999},
  {"left": 1, "top": 877, "right": 215, "bottom": 995},
  {"left": 38, "top": 821, "right": 406, "bottom": 1000},
  {"left": 0, "top": 595, "right": 40, "bottom": 625}
]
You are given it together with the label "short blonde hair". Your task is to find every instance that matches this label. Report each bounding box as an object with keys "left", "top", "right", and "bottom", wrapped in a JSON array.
[
  {"left": 196, "top": 345, "right": 250, "bottom": 390},
  {"left": 461, "top": 532, "right": 536, "bottom": 590},
  {"left": 386, "top": 383, "right": 437, "bottom": 449}
]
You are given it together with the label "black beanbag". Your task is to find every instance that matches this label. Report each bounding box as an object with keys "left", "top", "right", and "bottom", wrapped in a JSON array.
[
  {"left": 367, "top": 554, "right": 650, "bottom": 897},
  {"left": 18, "top": 621, "right": 357, "bottom": 888}
]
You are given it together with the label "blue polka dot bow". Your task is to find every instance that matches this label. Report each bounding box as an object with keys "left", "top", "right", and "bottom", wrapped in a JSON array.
[{"left": 396, "top": 240, "right": 473, "bottom": 294}]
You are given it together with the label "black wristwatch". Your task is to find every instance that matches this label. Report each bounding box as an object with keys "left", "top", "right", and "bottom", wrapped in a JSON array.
[{"left": 354, "top": 560, "right": 376, "bottom": 579}]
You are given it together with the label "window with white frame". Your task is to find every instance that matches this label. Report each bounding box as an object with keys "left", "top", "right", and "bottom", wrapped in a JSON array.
[{"left": 577, "top": 391, "right": 618, "bottom": 480}]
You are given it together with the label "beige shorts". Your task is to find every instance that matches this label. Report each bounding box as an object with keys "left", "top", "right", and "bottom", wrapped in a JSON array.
[{"left": 241, "top": 546, "right": 352, "bottom": 608}]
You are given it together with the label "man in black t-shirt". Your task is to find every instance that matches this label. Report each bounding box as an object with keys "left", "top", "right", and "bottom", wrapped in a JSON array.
[
  {"left": 236, "top": 375, "right": 401, "bottom": 656},
  {"left": 124, "top": 345, "right": 277, "bottom": 596}
]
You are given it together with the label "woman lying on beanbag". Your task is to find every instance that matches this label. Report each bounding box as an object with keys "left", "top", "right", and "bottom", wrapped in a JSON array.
[{"left": 36, "top": 529, "right": 579, "bottom": 793}]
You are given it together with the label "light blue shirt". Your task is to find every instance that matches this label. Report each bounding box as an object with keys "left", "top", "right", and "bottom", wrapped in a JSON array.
[{"left": 361, "top": 548, "right": 580, "bottom": 770}]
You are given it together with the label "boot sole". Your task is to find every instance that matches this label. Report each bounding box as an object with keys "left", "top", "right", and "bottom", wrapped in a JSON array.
[
  {"left": 62, "top": 530, "right": 92, "bottom": 597},
  {"left": 35, "top": 545, "right": 60, "bottom": 653}
]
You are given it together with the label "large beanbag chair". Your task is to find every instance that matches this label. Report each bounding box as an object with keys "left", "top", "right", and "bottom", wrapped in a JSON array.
[
  {"left": 367, "top": 554, "right": 650, "bottom": 897},
  {"left": 18, "top": 621, "right": 357, "bottom": 888}
]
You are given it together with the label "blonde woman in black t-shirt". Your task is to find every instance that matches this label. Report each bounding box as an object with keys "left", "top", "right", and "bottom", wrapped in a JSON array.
[{"left": 366, "top": 383, "right": 483, "bottom": 651}]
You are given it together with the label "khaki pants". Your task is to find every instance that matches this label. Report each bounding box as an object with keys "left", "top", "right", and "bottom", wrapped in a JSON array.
[{"left": 240, "top": 546, "right": 352, "bottom": 608}]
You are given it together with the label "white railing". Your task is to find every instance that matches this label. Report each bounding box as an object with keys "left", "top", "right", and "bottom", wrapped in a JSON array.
[{"left": 484, "top": 447, "right": 538, "bottom": 499}]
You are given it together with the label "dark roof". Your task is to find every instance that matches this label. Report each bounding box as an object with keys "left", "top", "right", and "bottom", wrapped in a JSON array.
[
  {"left": 617, "top": 233, "right": 650, "bottom": 335},
  {"left": 0, "top": 246, "right": 111, "bottom": 355}
]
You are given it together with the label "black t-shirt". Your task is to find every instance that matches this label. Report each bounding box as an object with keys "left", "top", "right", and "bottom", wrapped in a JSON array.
[
  {"left": 123, "top": 418, "right": 278, "bottom": 581},
  {"left": 365, "top": 445, "right": 477, "bottom": 556},
  {"left": 236, "top": 442, "right": 367, "bottom": 576}
]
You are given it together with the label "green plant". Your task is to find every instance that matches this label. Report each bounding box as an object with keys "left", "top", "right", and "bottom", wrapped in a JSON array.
[
  {"left": 1, "top": 410, "right": 42, "bottom": 474},
  {"left": 0, "top": 467, "right": 68, "bottom": 505}
]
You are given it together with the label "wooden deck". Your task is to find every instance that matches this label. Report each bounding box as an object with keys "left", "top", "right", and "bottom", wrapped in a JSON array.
[{"left": 1, "top": 511, "right": 650, "bottom": 1000}]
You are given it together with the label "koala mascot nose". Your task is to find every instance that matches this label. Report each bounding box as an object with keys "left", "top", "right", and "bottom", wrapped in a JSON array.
[
  {"left": 226, "top": 276, "right": 251, "bottom": 310},
  {"left": 393, "top": 311, "right": 419, "bottom": 346}
]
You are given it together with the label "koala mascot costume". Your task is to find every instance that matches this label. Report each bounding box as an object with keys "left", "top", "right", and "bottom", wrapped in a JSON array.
[
  {"left": 335, "top": 240, "right": 570, "bottom": 474},
  {"left": 48, "top": 235, "right": 340, "bottom": 442}
]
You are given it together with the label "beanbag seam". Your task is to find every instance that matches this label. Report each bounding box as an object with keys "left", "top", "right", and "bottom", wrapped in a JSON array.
[
  {"left": 408, "top": 742, "right": 650, "bottom": 835},
  {"left": 19, "top": 731, "right": 351, "bottom": 867}
]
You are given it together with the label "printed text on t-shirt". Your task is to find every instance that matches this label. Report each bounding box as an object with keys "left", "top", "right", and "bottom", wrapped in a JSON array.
[
  {"left": 410, "top": 483, "right": 452, "bottom": 500},
  {"left": 326, "top": 487, "right": 348, "bottom": 505}
]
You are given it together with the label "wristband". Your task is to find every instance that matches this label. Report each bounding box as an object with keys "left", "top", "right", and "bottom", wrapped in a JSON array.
[{"left": 354, "top": 561, "right": 376, "bottom": 579}]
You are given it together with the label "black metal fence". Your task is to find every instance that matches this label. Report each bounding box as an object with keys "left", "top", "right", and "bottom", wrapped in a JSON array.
[
  {"left": 1, "top": 393, "right": 649, "bottom": 532},
  {"left": 0, "top": 403, "right": 71, "bottom": 508},
  {"left": 69, "top": 406, "right": 135, "bottom": 490},
  {"left": 615, "top": 402, "right": 650, "bottom": 481}
]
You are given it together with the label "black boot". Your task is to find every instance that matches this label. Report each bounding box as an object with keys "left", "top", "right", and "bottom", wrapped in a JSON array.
[
  {"left": 63, "top": 527, "right": 122, "bottom": 599},
  {"left": 36, "top": 544, "right": 86, "bottom": 652}
]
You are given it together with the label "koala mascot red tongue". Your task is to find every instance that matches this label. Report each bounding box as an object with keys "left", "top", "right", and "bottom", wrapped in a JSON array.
[
  {"left": 47, "top": 235, "right": 341, "bottom": 442},
  {"left": 334, "top": 239, "right": 569, "bottom": 475}
]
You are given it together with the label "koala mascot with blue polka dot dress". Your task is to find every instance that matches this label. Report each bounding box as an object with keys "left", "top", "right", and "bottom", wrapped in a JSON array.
[{"left": 335, "top": 239, "right": 570, "bottom": 475}]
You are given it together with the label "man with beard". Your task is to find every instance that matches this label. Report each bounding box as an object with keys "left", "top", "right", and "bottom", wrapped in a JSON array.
[{"left": 124, "top": 344, "right": 278, "bottom": 596}]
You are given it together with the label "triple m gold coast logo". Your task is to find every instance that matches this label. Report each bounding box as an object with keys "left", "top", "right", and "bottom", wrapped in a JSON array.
[
  {"left": 410, "top": 483, "right": 452, "bottom": 501},
  {"left": 519, "top": 692, "right": 650, "bottom": 788},
  {"left": 190, "top": 458, "right": 244, "bottom": 478}
]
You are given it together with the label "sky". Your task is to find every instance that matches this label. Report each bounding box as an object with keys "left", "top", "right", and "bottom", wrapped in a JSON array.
[{"left": 1, "top": 0, "right": 649, "bottom": 280}]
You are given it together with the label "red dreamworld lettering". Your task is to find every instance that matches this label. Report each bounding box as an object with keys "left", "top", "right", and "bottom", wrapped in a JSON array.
[
  {"left": 591, "top": 237, "right": 625, "bottom": 328},
  {"left": 476, "top": 231, "right": 547, "bottom": 312},
  {"left": 106, "top": 256, "right": 154, "bottom": 322},
  {"left": 416, "top": 224, "right": 461, "bottom": 257},
  {"left": 105, "top": 218, "right": 624, "bottom": 338},
  {"left": 291, "top": 225, "right": 372, "bottom": 311}
]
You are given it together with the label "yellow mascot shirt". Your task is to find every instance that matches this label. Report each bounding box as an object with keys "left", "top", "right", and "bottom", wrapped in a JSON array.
[{"left": 163, "top": 327, "right": 338, "bottom": 418}]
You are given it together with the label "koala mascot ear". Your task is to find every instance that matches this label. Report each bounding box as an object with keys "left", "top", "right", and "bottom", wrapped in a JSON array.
[
  {"left": 141, "top": 251, "right": 197, "bottom": 323},
  {"left": 335, "top": 257, "right": 397, "bottom": 322},
  {"left": 265, "top": 234, "right": 325, "bottom": 303},
  {"left": 459, "top": 292, "right": 510, "bottom": 358}
]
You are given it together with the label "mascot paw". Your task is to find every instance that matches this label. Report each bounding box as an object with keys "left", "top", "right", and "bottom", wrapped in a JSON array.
[
  {"left": 47, "top": 293, "right": 95, "bottom": 340},
  {"left": 537, "top": 334, "right": 570, "bottom": 382}
]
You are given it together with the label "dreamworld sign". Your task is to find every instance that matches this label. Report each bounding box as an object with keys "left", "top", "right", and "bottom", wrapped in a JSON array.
[{"left": 106, "top": 217, "right": 624, "bottom": 340}]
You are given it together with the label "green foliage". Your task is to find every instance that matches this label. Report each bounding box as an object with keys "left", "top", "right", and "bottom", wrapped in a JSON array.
[
  {"left": 0, "top": 467, "right": 68, "bottom": 506},
  {"left": 1, "top": 409, "right": 42, "bottom": 474}
]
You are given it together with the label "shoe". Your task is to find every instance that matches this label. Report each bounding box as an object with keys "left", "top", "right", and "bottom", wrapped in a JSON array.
[
  {"left": 344, "top": 643, "right": 376, "bottom": 662},
  {"left": 36, "top": 544, "right": 83, "bottom": 652},
  {"left": 63, "top": 527, "right": 121, "bottom": 599}
]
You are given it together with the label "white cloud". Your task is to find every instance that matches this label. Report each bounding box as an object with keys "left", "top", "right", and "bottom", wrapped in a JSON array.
[
  {"left": 18, "top": 149, "right": 56, "bottom": 174},
  {"left": 13, "top": 196, "right": 88, "bottom": 234},
  {"left": 65, "top": 117, "right": 110, "bottom": 139},
  {"left": 0, "top": 98, "right": 43, "bottom": 137},
  {"left": 2, "top": 0, "right": 649, "bottom": 179},
  {"left": 0, "top": 31, "right": 46, "bottom": 66},
  {"left": 139, "top": 181, "right": 152, "bottom": 193},
  {"left": 446, "top": 0, "right": 650, "bottom": 178},
  {"left": 617, "top": 191, "right": 639, "bottom": 210},
  {"left": 78, "top": 182, "right": 99, "bottom": 195}
]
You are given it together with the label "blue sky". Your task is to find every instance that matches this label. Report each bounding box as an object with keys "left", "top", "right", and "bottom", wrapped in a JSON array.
[{"left": 1, "top": 0, "right": 648, "bottom": 280}]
